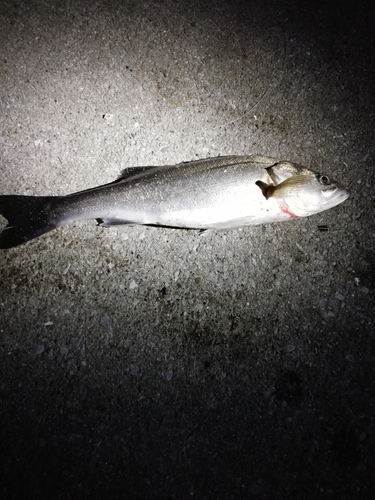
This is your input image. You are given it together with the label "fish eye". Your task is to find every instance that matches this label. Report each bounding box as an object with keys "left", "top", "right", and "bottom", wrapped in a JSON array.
[{"left": 318, "top": 174, "right": 330, "bottom": 185}]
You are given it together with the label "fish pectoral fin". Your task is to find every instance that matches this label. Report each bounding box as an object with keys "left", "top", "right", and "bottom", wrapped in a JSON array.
[
  {"left": 256, "top": 180, "right": 273, "bottom": 200},
  {"left": 257, "top": 175, "right": 311, "bottom": 200},
  {"left": 96, "top": 218, "right": 134, "bottom": 227}
]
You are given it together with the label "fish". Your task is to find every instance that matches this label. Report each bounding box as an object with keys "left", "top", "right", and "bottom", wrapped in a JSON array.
[{"left": 0, "top": 155, "right": 350, "bottom": 249}]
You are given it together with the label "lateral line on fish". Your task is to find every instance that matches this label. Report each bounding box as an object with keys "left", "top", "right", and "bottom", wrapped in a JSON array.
[{"left": 0, "top": 155, "right": 351, "bottom": 249}]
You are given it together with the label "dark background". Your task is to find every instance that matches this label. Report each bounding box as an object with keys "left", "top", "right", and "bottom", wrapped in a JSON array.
[{"left": 1, "top": 0, "right": 374, "bottom": 498}]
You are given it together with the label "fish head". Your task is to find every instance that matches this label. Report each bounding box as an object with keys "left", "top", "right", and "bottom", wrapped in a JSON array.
[{"left": 265, "top": 163, "right": 350, "bottom": 217}]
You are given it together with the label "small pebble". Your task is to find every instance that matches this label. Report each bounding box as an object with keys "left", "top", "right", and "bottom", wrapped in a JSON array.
[
  {"left": 130, "top": 363, "right": 139, "bottom": 374},
  {"left": 129, "top": 280, "right": 137, "bottom": 290},
  {"left": 62, "top": 264, "right": 71, "bottom": 275},
  {"left": 72, "top": 334, "right": 84, "bottom": 351},
  {"left": 100, "top": 315, "right": 111, "bottom": 328},
  {"left": 35, "top": 345, "right": 44, "bottom": 355}
]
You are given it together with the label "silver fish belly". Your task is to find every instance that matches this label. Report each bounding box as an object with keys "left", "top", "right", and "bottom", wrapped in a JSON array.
[{"left": 0, "top": 155, "right": 350, "bottom": 248}]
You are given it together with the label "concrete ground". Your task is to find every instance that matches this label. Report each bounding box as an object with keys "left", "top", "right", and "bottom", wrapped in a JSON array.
[{"left": 0, "top": 0, "right": 374, "bottom": 498}]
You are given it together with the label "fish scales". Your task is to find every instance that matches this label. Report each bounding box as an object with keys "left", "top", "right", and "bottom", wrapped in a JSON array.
[
  {"left": 0, "top": 155, "right": 350, "bottom": 248},
  {"left": 45, "top": 156, "right": 279, "bottom": 229}
]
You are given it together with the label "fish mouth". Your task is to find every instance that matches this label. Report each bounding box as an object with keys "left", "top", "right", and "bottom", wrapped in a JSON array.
[{"left": 322, "top": 187, "right": 350, "bottom": 205}]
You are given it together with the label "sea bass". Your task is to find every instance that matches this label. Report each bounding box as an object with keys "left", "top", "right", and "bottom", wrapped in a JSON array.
[{"left": 0, "top": 155, "right": 350, "bottom": 249}]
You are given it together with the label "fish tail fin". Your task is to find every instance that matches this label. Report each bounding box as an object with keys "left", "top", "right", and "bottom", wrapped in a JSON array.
[{"left": 0, "top": 195, "right": 61, "bottom": 249}]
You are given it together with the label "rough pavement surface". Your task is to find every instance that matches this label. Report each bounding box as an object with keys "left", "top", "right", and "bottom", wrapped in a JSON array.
[{"left": 1, "top": 0, "right": 374, "bottom": 498}]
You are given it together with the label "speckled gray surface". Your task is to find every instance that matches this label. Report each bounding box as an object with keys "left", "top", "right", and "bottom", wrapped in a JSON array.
[{"left": 1, "top": 0, "right": 374, "bottom": 498}]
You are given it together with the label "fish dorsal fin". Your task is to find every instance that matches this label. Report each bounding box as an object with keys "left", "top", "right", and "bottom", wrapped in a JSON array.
[{"left": 117, "top": 166, "right": 161, "bottom": 182}]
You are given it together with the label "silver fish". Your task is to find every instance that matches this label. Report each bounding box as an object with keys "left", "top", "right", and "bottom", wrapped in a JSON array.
[{"left": 0, "top": 155, "right": 350, "bottom": 249}]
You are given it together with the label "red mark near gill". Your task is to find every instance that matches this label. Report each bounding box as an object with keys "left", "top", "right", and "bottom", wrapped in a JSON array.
[{"left": 279, "top": 202, "right": 298, "bottom": 219}]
